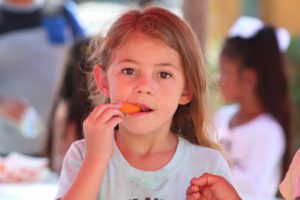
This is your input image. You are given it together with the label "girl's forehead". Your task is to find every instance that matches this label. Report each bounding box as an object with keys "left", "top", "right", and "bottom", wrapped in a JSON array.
[
  {"left": 114, "top": 32, "right": 178, "bottom": 57},
  {"left": 107, "top": 32, "right": 183, "bottom": 71},
  {"left": 117, "top": 31, "right": 167, "bottom": 48}
]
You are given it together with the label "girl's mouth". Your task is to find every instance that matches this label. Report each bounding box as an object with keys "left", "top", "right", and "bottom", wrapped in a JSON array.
[{"left": 139, "top": 105, "right": 153, "bottom": 113}]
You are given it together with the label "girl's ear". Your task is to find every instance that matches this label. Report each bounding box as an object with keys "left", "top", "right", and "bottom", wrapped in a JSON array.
[
  {"left": 93, "top": 64, "right": 109, "bottom": 97},
  {"left": 179, "top": 84, "right": 193, "bottom": 105}
]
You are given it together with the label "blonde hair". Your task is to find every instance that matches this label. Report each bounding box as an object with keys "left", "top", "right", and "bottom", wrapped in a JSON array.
[{"left": 87, "top": 6, "right": 219, "bottom": 150}]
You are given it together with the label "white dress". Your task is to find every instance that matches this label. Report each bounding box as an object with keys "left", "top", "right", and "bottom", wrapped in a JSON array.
[{"left": 215, "top": 104, "right": 285, "bottom": 200}]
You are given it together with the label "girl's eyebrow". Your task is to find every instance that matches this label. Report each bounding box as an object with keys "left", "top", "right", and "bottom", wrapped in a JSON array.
[
  {"left": 118, "top": 59, "right": 139, "bottom": 65},
  {"left": 118, "top": 59, "right": 179, "bottom": 71},
  {"left": 154, "top": 63, "right": 179, "bottom": 71}
]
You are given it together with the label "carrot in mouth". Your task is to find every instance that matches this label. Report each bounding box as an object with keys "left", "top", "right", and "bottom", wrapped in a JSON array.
[{"left": 120, "top": 102, "right": 141, "bottom": 114}]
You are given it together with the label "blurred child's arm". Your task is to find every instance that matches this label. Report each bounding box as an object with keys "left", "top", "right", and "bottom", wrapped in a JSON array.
[
  {"left": 186, "top": 173, "right": 241, "bottom": 200},
  {"left": 280, "top": 149, "right": 300, "bottom": 200}
]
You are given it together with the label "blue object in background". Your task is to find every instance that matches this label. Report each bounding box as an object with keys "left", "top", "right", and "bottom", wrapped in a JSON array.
[
  {"left": 43, "top": 15, "right": 68, "bottom": 44},
  {"left": 63, "top": 0, "right": 85, "bottom": 38}
]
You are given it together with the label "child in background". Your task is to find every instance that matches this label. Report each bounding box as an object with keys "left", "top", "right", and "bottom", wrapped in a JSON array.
[
  {"left": 55, "top": 6, "right": 233, "bottom": 200},
  {"left": 214, "top": 16, "right": 292, "bottom": 200},
  {"left": 50, "top": 38, "right": 93, "bottom": 173}
]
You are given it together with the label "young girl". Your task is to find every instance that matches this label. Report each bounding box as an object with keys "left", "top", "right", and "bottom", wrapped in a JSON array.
[
  {"left": 214, "top": 17, "right": 292, "bottom": 200},
  {"left": 55, "top": 6, "right": 233, "bottom": 200}
]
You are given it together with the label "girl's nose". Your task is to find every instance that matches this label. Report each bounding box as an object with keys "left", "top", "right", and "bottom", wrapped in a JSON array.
[{"left": 134, "top": 75, "right": 153, "bottom": 95}]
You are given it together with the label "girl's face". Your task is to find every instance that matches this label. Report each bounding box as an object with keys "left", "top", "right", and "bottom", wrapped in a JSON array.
[
  {"left": 217, "top": 56, "right": 243, "bottom": 103},
  {"left": 99, "top": 32, "right": 192, "bottom": 136}
]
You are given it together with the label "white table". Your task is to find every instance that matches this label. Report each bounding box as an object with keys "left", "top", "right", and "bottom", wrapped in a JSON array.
[{"left": 0, "top": 169, "right": 59, "bottom": 200}]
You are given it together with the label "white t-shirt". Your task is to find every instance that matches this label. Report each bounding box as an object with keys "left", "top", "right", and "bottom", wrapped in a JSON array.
[
  {"left": 56, "top": 136, "right": 233, "bottom": 200},
  {"left": 215, "top": 104, "right": 285, "bottom": 200}
]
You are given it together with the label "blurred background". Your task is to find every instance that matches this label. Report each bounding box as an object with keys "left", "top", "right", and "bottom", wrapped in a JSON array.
[{"left": 0, "top": 0, "right": 299, "bottom": 199}]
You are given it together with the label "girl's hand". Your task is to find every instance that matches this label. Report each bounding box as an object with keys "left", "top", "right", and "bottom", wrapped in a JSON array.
[
  {"left": 83, "top": 103, "right": 123, "bottom": 162},
  {"left": 186, "top": 173, "right": 241, "bottom": 200}
]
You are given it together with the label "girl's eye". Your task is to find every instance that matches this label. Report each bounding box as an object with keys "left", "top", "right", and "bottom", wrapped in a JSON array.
[
  {"left": 158, "top": 72, "right": 172, "bottom": 79},
  {"left": 121, "top": 68, "right": 135, "bottom": 75}
]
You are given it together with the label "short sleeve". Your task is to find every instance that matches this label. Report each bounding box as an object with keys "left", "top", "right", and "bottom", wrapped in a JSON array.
[
  {"left": 215, "top": 152, "right": 234, "bottom": 184},
  {"left": 55, "top": 140, "right": 85, "bottom": 199}
]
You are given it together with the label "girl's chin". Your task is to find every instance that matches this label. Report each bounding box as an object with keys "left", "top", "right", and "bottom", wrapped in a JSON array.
[{"left": 117, "top": 125, "right": 154, "bottom": 136}]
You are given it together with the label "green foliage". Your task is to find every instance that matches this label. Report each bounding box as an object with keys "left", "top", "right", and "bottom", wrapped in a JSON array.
[
  {"left": 287, "top": 37, "right": 300, "bottom": 65},
  {"left": 286, "top": 37, "right": 300, "bottom": 151},
  {"left": 286, "top": 37, "right": 300, "bottom": 111}
]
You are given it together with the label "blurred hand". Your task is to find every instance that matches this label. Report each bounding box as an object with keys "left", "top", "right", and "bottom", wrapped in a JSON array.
[
  {"left": 280, "top": 148, "right": 300, "bottom": 200},
  {"left": 0, "top": 98, "right": 26, "bottom": 123},
  {"left": 83, "top": 103, "right": 123, "bottom": 162},
  {"left": 186, "top": 173, "right": 241, "bottom": 200}
]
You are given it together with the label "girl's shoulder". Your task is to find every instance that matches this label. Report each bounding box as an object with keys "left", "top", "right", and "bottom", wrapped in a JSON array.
[
  {"left": 249, "top": 113, "right": 284, "bottom": 140},
  {"left": 179, "top": 137, "right": 232, "bottom": 178},
  {"left": 253, "top": 113, "right": 281, "bottom": 127},
  {"left": 238, "top": 112, "right": 283, "bottom": 138},
  {"left": 70, "top": 139, "right": 86, "bottom": 150},
  {"left": 215, "top": 104, "right": 239, "bottom": 119},
  {"left": 214, "top": 104, "right": 239, "bottom": 126},
  {"left": 65, "top": 139, "right": 86, "bottom": 161},
  {"left": 179, "top": 137, "right": 224, "bottom": 162}
]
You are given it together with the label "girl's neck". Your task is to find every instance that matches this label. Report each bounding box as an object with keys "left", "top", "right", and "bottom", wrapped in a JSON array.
[
  {"left": 115, "top": 128, "right": 178, "bottom": 171},
  {"left": 115, "top": 128, "right": 178, "bottom": 156},
  {"left": 229, "top": 96, "right": 265, "bottom": 128}
]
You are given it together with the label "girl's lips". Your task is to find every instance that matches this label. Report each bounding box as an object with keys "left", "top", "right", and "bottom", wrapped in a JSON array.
[
  {"left": 133, "top": 103, "right": 154, "bottom": 113},
  {"left": 126, "top": 109, "right": 154, "bottom": 117}
]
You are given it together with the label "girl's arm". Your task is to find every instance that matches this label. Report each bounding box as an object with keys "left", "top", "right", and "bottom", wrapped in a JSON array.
[
  {"left": 61, "top": 156, "right": 109, "bottom": 200},
  {"left": 58, "top": 103, "right": 123, "bottom": 200}
]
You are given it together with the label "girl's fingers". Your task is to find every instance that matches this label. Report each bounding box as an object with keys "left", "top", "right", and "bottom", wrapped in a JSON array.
[
  {"left": 186, "top": 192, "right": 201, "bottom": 200},
  {"left": 186, "top": 185, "right": 201, "bottom": 200},
  {"left": 191, "top": 173, "right": 219, "bottom": 188},
  {"left": 88, "top": 103, "right": 122, "bottom": 120},
  {"left": 106, "top": 116, "right": 123, "bottom": 130},
  {"left": 187, "top": 185, "right": 200, "bottom": 195},
  {"left": 186, "top": 185, "right": 194, "bottom": 195},
  {"left": 84, "top": 108, "right": 123, "bottom": 133},
  {"left": 95, "top": 107, "right": 124, "bottom": 124}
]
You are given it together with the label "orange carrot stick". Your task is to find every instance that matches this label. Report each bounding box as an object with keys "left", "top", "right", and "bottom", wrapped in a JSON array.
[{"left": 121, "top": 102, "right": 141, "bottom": 114}]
